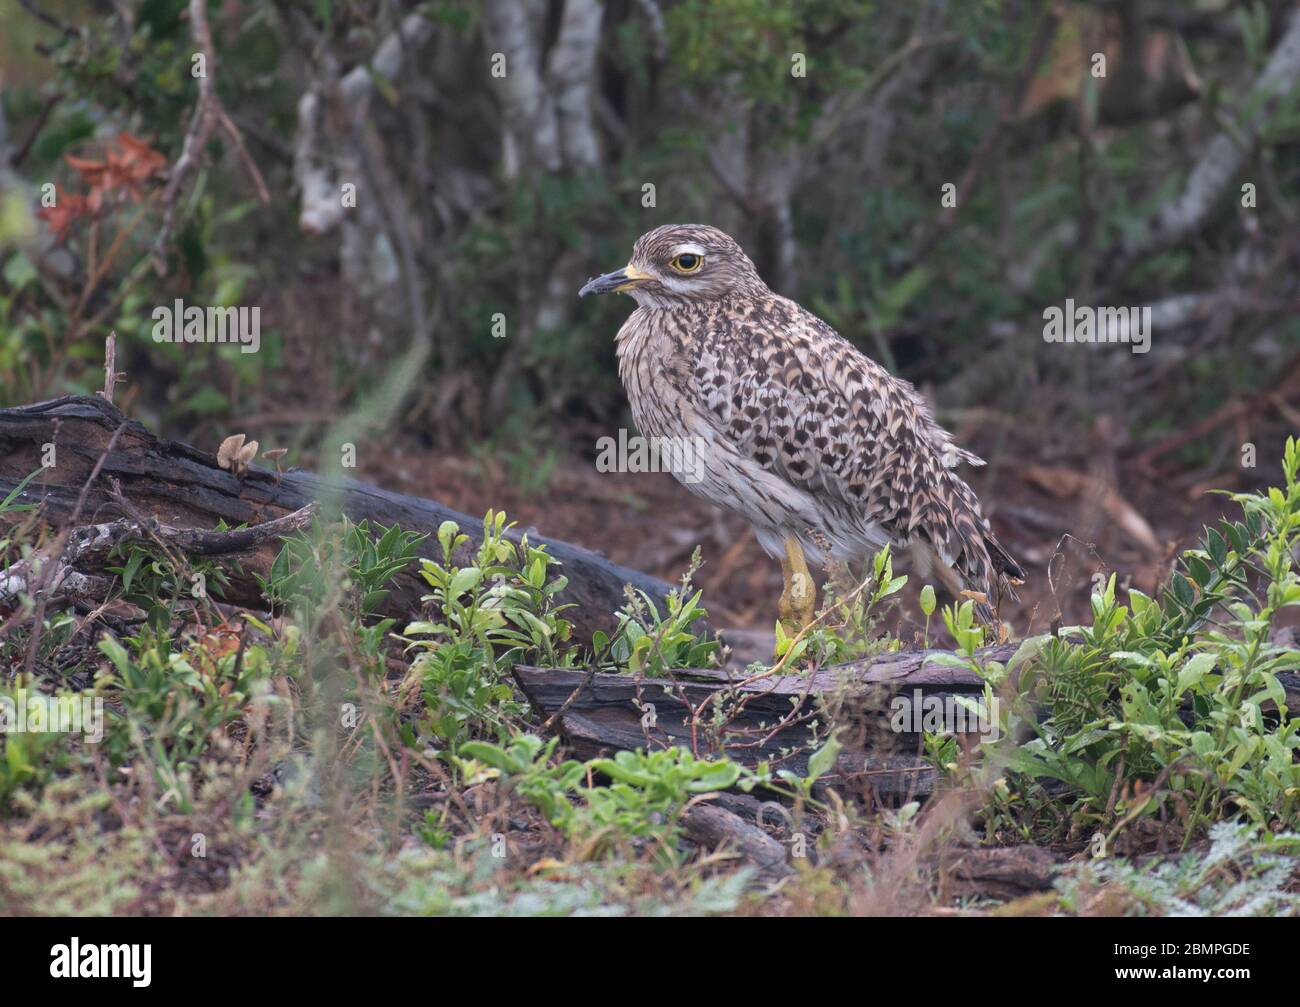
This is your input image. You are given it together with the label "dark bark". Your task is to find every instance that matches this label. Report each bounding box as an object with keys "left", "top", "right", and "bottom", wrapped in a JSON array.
[
  {"left": 514, "top": 643, "right": 1017, "bottom": 799},
  {"left": 0, "top": 394, "right": 691, "bottom": 641},
  {"left": 515, "top": 652, "right": 1300, "bottom": 802},
  {"left": 680, "top": 803, "right": 794, "bottom": 882},
  {"left": 934, "top": 845, "right": 1060, "bottom": 900}
]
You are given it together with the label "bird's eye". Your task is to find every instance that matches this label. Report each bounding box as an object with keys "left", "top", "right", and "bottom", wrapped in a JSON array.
[{"left": 670, "top": 253, "right": 703, "bottom": 274}]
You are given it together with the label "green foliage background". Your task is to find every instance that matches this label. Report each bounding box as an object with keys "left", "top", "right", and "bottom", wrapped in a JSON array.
[{"left": 0, "top": 0, "right": 1295, "bottom": 459}]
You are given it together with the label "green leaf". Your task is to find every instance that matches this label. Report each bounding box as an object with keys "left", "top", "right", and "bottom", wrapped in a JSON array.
[
  {"left": 1205, "top": 529, "right": 1228, "bottom": 567},
  {"left": 1175, "top": 653, "right": 1217, "bottom": 696},
  {"left": 447, "top": 566, "right": 483, "bottom": 600},
  {"left": 437, "top": 520, "right": 461, "bottom": 559},
  {"left": 1184, "top": 554, "right": 1212, "bottom": 589},
  {"left": 120, "top": 549, "right": 145, "bottom": 594},
  {"left": 806, "top": 734, "right": 842, "bottom": 782},
  {"left": 0, "top": 468, "right": 41, "bottom": 513},
  {"left": 688, "top": 762, "right": 742, "bottom": 792}
]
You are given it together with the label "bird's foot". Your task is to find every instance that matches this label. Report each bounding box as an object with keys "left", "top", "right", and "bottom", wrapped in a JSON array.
[{"left": 778, "top": 536, "right": 817, "bottom": 635}]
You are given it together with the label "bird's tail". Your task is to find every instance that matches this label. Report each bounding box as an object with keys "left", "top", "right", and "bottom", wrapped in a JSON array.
[{"left": 942, "top": 478, "right": 1025, "bottom": 623}]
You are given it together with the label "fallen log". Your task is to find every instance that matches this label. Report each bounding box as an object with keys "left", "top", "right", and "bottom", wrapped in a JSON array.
[
  {"left": 516, "top": 651, "right": 1300, "bottom": 803},
  {"left": 514, "top": 643, "right": 1017, "bottom": 800},
  {"left": 0, "top": 504, "right": 317, "bottom": 608},
  {"left": 934, "top": 845, "right": 1060, "bottom": 901},
  {"left": 680, "top": 803, "right": 794, "bottom": 882},
  {"left": 0, "top": 394, "right": 691, "bottom": 641}
]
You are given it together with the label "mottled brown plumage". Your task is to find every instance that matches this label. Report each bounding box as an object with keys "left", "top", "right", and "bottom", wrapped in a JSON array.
[{"left": 580, "top": 223, "right": 1023, "bottom": 623}]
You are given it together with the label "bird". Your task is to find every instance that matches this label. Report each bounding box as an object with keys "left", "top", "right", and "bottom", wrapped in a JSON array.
[{"left": 579, "top": 224, "right": 1023, "bottom": 631}]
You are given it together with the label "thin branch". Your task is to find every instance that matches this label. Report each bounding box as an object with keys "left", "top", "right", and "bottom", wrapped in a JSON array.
[
  {"left": 0, "top": 504, "right": 319, "bottom": 609},
  {"left": 151, "top": 0, "right": 269, "bottom": 274},
  {"left": 1117, "top": 6, "right": 1300, "bottom": 267},
  {"left": 17, "top": 0, "right": 78, "bottom": 38},
  {"left": 99, "top": 330, "right": 121, "bottom": 404},
  {"left": 18, "top": 422, "right": 126, "bottom": 679},
  {"left": 907, "top": 6, "right": 1062, "bottom": 266},
  {"left": 9, "top": 90, "right": 64, "bottom": 168}
]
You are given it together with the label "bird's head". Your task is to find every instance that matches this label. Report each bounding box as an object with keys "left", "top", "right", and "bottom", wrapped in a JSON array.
[{"left": 579, "top": 224, "right": 763, "bottom": 308}]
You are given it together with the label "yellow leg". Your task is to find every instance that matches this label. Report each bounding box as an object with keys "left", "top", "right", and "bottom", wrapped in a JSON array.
[{"left": 777, "top": 536, "right": 817, "bottom": 631}]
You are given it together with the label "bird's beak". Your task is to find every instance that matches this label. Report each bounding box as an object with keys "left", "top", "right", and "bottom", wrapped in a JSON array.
[{"left": 578, "top": 263, "right": 652, "bottom": 297}]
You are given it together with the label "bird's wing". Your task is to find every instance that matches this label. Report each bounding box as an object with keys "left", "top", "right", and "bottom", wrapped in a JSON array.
[
  {"left": 674, "top": 296, "right": 954, "bottom": 532},
  {"left": 671, "top": 295, "right": 1021, "bottom": 596}
]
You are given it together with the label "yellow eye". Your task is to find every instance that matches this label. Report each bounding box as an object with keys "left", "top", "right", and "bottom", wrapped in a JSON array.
[{"left": 669, "top": 252, "right": 704, "bottom": 274}]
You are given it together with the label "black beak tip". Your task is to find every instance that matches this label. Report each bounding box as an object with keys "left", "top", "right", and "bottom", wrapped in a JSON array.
[{"left": 579, "top": 268, "right": 632, "bottom": 298}]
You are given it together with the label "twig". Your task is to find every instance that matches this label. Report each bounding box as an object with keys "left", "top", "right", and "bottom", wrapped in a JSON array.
[
  {"left": 17, "top": 0, "right": 78, "bottom": 38},
  {"left": 541, "top": 662, "right": 601, "bottom": 734},
  {"left": 907, "top": 6, "right": 1061, "bottom": 265},
  {"left": 1134, "top": 350, "right": 1300, "bottom": 471},
  {"left": 151, "top": 0, "right": 270, "bottom": 274},
  {"left": 213, "top": 103, "right": 271, "bottom": 205},
  {"left": 151, "top": 0, "right": 217, "bottom": 273},
  {"left": 99, "top": 330, "right": 120, "bottom": 404},
  {"left": 19, "top": 422, "right": 127, "bottom": 679},
  {"left": 9, "top": 90, "right": 64, "bottom": 168},
  {"left": 1115, "top": 7, "right": 1300, "bottom": 268},
  {"left": 1, "top": 504, "right": 320, "bottom": 610}
]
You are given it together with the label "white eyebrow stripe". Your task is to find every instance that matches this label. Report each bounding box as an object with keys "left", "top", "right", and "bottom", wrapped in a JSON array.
[{"left": 672, "top": 243, "right": 706, "bottom": 257}]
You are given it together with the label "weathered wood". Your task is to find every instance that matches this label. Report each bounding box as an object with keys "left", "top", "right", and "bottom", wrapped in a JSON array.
[
  {"left": 934, "top": 845, "right": 1060, "bottom": 900},
  {"left": 0, "top": 395, "right": 691, "bottom": 641},
  {"left": 0, "top": 504, "right": 317, "bottom": 608},
  {"left": 518, "top": 650, "right": 1300, "bottom": 803},
  {"left": 680, "top": 803, "right": 793, "bottom": 882},
  {"left": 514, "top": 643, "right": 1015, "bottom": 798}
]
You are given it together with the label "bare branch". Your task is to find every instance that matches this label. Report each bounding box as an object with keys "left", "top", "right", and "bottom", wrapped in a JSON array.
[
  {"left": 0, "top": 505, "right": 318, "bottom": 608},
  {"left": 152, "top": 0, "right": 270, "bottom": 274},
  {"left": 98, "top": 330, "right": 121, "bottom": 404},
  {"left": 17, "top": 0, "right": 78, "bottom": 38},
  {"left": 908, "top": 6, "right": 1062, "bottom": 266},
  {"left": 1120, "top": 8, "right": 1300, "bottom": 262}
]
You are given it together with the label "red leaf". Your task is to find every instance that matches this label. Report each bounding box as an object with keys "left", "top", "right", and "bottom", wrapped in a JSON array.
[{"left": 35, "top": 185, "right": 88, "bottom": 242}]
